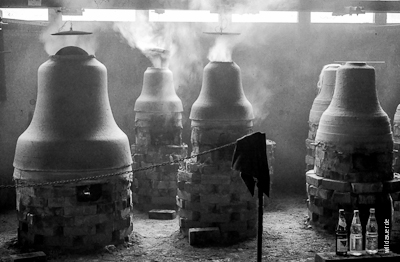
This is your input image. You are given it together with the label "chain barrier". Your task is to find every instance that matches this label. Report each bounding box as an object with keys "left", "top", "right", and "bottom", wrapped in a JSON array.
[{"left": 0, "top": 141, "right": 237, "bottom": 189}]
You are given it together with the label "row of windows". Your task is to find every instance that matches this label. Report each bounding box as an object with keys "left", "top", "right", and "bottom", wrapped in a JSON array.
[{"left": 2, "top": 8, "right": 400, "bottom": 24}]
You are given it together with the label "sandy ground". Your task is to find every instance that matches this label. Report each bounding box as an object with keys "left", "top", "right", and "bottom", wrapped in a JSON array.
[{"left": 0, "top": 192, "right": 334, "bottom": 262}]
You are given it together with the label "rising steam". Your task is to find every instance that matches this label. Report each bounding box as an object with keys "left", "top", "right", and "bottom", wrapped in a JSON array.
[
  {"left": 241, "top": 63, "right": 275, "bottom": 125},
  {"left": 207, "top": 35, "right": 236, "bottom": 62},
  {"left": 198, "top": 0, "right": 299, "bottom": 122},
  {"left": 113, "top": 11, "right": 169, "bottom": 68},
  {"left": 201, "top": 0, "right": 295, "bottom": 63},
  {"left": 113, "top": 11, "right": 204, "bottom": 90},
  {"left": 112, "top": 0, "right": 296, "bottom": 122}
]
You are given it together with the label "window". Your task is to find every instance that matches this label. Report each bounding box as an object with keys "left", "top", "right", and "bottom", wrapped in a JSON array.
[
  {"left": 311, "top": 12, "right": 374, "bottom": 23},
  {"left": 62, "top": 9, "right": 136, "bottom": 22},
  {"left": 387, "top": 13, "right": 400, "bottom": 24},
  {"left": 0, "top": 8, "right": 48, "bottom": 21},
  {"left": 232, "top": 11, "right": 298, "bottom": 23},
  {"left": 149, "top": 10, "right": 218, "bottom": 22}
]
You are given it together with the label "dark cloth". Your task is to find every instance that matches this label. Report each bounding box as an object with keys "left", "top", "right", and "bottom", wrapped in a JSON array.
[{"left": 231, "top": 132, "right": 270, "bottom": 197}]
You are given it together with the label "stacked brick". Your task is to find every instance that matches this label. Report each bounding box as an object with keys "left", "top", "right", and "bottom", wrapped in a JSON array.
[
  {"left": 14, "top": 171, "right": 132, "bottom": 250},
  {"left": 392, "top": 107, "right": 400, "bottom": 250},
  {"left": 131, "top": 113, "right": 187, "bottom": 211},
  {"left": 177, "top": 161, "right": 257, "bottom": 240},
  {"left": 266, "top": 140, "right": 276, "bottom": 186},
  {"left": 394, "top": 105, "right": 400, "bottom": 173},
  {"left": 394, "top": 144, "right": 400, "bottom": 173},
  {"left": 306, "top": 145, "right": 400, "bottom": 248},
  {"left": 263, "top": 139, "right": 276, "bottom": 207},
  {"left": 306, "top": 170, "right": 400, "bottom": 227},
  {"left": 391, "top": 189, "right": 400, "bottom": 252},
  {"left": 177, "top": 127, "right": 257, "bottom": 242},
  {"left": 305, "top": 125, "right": 318, "bottom": 171}
]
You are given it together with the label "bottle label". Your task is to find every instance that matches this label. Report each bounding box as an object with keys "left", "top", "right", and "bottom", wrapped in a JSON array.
[
  {"left": 337, "top": 236, "right": 348, "bottom": 252},
  {"left": 366, "top": 235, "right": 378, "bottom": 249},
  {"left": 350, "top": 234, "right": 362, "bottom": 251},
  {"left": 338, "top": 218, "right": 346, "bottom": 228}
]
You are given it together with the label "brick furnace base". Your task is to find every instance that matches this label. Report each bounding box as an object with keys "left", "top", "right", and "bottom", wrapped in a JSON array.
[
  {"left": 14, "top": 168, "right": 132, "bottom": 250},
  {"left": 177, "top": 160, "right": 258, "bottom": 243},
  {"left": 131, "top": 144, "right": 187, "bottom": 211}
]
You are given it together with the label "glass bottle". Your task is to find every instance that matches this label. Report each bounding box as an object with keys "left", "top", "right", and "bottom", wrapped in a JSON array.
[
  {"left": 349, "top": 210, "right": 363, "bottom": 256},
  {"left": 336, "top": 209, "right": 348, "bottom": 256},
  {"left": 366, "top": 208, "right": 378, "bottom": 254}
]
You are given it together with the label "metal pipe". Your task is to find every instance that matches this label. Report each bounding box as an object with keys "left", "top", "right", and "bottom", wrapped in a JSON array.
[{"left": 257, "top": 182, "right": 263, "bottom": 262}]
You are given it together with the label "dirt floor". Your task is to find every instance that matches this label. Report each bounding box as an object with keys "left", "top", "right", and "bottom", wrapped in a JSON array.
[{"left": 0, "top": 191, "right": 335, "bottom": 262}]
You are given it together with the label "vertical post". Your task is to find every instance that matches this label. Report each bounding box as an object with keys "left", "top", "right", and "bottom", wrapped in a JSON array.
[
  {"left": 257, "top": 182, "right": 263, "bottom": 262},
  {"left": 374, "top": 12, "right": 387, "bottom": 25},
  {"left": 136, "top": 9, "right": 149, "bottom": 22},
  {"left": 297, "top": 0, "right": 311, "bottom": 40},
  {"left": 298, "top": 11, "right": 311, "bottom": 32},
  {"left": 375, "top": 0, "right": 387, "bottom": 25},
  {"left": 0, "top": 10, "right": 6, "bottom": 102}
]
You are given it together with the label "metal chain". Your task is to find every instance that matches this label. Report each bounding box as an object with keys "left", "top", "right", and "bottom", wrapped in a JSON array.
[{"left": 0, "top": 141, "right": 237, "bottom": 189}]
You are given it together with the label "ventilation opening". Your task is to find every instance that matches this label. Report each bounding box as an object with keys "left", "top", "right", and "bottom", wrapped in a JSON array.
[{"left": 76, "top": 184, "right": 102, "bottom": 202}]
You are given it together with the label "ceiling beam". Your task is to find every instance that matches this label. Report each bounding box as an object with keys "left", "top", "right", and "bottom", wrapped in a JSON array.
[
  {"left": 1, "top": 1, "right": 400, "bottom": 13},
  {"left": 299, "top": 1, "right": 400, "bottom": 13},
  {"left": 0, "top": 0, "right": 189, "bottom": 10}
]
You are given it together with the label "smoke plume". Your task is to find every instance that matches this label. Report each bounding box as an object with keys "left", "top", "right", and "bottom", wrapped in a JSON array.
[
  {"left": 207, "top": 35, "right": 235, "bottom": 62},
  {"left": 113, "top": 11, "right": 205, "bottom": 90},
  {"left": 197, "top": 0, "right": 297, "bottom": 62},
  {"left": 113, "top": 11, "right": 168, "bottom": 67},
  {"left": 198, "top": 0, "right": 298, "bottom": 122},
  {"left": 112, "top": 0, "right": 297, "bottom": 122}
]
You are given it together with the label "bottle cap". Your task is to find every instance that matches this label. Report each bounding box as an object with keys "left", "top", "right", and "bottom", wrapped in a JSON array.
[
  {"left": 370, "top": 208, "right": 375, "bottom": 213},
  {"left": 339, "top": 209, "right": 344, "bottom": 212}
]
